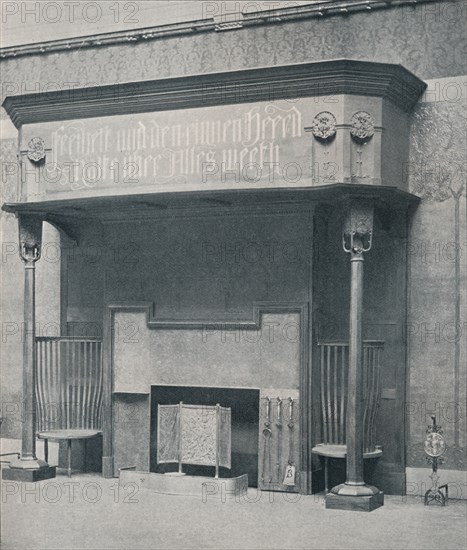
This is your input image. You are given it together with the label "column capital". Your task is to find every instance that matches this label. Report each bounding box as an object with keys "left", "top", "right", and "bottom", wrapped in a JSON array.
[
  {"left": 18, "top": 214, "right": 43, "bottom": 264},
  {"left": 342, "top": 200, "right": 374, "bottom": 255}
]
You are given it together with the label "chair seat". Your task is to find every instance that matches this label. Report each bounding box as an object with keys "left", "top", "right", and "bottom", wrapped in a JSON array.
[
  {"left": 37, "top": 429, "right": 102, "bottom": 478},
  {"left": 311, "top": 443, "right": 383, "bottom": 459},
  {"left": 37, "top": 429, "right": 101, "bottom": 440}
]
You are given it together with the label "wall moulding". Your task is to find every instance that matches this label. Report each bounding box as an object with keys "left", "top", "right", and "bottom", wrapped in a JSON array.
[
  {"left": 2, "top": 59, "right": 426, "bottom": 128},
  {"left": 104, "top": 301, "right": 309, "bottom": 330},
  {"left": 0, "top": 1, "right": 441, "bottom": 60}
]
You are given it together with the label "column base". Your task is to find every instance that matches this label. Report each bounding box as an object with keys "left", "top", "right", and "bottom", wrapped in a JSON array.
[
  {"left": 2, "top": 458, "right": 56, "bottom": 482},
  {"left": 326, "top": 483, "right": 384, "bottom": 511}
]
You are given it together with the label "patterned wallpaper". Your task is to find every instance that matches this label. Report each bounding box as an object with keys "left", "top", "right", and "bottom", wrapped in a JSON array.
[
  {"left": 0, "top": 139, "right": 17, "bottom": 204},
  {"left": 410, "top": 101, "right": 467, "bottom": 202},
  {"left": 0, "top": 2, "right": 465, "bottom": 111},
  {"left": 407, "top": 97, "right": 466, "bottom": 470}
]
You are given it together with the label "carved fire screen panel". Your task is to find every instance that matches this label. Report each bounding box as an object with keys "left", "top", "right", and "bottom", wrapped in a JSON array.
[
  {"left": 157, "top": 402, "right": 231, "bottom": 475},
  {"left": 157, "top": 404, "right": 180, "bottom": 464}
]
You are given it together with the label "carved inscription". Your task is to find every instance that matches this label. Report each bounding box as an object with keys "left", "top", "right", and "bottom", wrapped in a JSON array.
[{"left": 46, "top": 103, "right": 303, "bottom": 192}]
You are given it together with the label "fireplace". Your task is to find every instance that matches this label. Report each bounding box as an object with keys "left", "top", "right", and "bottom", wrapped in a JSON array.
[
  {"left": 150, "top": 386, "right": 260, "bottom": 486},
  {"left": 110, "top": 308, "right": 302, "bottom": 488}
]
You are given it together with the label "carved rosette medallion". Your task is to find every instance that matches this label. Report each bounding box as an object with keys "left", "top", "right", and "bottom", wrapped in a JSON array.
[
  {"left": 310, "top": 111, "right": 337, "bottom": 141},
  {"left": 350, "top": 111, "right": 375, "bottom": 142},
  {"left": 27, "top": 137, "right": 46, "bottom": 163}
]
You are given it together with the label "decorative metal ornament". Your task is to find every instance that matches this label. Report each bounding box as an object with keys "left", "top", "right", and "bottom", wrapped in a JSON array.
[
  {"left": 342, "top": 201, "right": 374, "bottom": 254},
  {"left": 27, "top": 137, "right": 46, "bottom": 163},
  {"left": 310, "top": 111, "right": 337, "bottom": 141},
  {"left": 424, "top": 432, "right": 446, "bottom": 458},
  {"left": 424, "top": 416, "right": 448, "bottom": 506},
  {"left": 18, "top": 215, "right": 42, "bottom": 263},
  {"left": 350, "top": 111, "right": 375, "bottom": 142}
]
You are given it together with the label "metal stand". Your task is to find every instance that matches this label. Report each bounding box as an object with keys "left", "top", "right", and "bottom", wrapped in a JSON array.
[
  {"left": 424, "top": 416, "right": 448, "bottom": 506},
  {"left": 424, "top": 468, "right": 448, "bottom": 506}
]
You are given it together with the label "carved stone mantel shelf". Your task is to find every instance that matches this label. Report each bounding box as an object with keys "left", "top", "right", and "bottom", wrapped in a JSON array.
[
  {"left": 2, "top": 184, "right": 420, "bottom": 244},
  {"left": 2, "top": 59, "right": 426, "bottom": 128}
]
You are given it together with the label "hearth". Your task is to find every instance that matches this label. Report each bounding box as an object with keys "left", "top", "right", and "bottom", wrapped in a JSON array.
[{"left": 150, "top": 386, "right": 259, "bottom": 486}]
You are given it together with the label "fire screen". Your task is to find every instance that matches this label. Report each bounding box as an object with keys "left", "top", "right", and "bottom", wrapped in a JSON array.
[{"left": 157, "top": 402, "right": 231, "bottom": 476}]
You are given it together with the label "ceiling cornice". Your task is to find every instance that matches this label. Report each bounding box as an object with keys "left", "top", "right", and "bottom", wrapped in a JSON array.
[
  {"left": 0, "top": 0, "right": 442, "bottom": 60},
  {"left": 2, "top": 59, "right": 426, "bottom": 128}
]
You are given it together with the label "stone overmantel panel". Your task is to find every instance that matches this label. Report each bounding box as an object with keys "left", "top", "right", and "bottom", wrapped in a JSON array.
[{"left": 2, "top": 60, "right": 426, "bottom": 201}]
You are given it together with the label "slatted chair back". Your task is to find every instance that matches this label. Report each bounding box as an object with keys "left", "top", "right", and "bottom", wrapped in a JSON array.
[
  {"left": 317, "top": 341, "right": 383, "bottom": 453},
  {"left": 35, "top": 338, "right": 103, "bottom": 432}
]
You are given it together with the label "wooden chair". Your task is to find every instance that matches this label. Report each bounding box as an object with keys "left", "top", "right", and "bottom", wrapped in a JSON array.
[
  {"left": 312, "top": 341, "right": 384, "bottom": 492},
  {"left": 35, "top": 338, "right": 103, "bottom": 476}
]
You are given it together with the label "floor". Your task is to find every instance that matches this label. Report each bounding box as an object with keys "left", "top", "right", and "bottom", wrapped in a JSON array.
[{"left": 1, "top": 473, "right": 466, "bottom": 550}]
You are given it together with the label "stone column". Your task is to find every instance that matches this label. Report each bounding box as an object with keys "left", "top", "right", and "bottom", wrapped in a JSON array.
[
  {"left": 326, "top": 200, "right": 383, "bottom": 511},
  {"left": 2, "top": 215, "right": 56, "bottom": 482}
]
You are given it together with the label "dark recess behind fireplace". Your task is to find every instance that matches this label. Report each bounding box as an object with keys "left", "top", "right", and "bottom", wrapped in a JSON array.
[{"left": 150, "top": 386, "right": 260, "bottom": 486}]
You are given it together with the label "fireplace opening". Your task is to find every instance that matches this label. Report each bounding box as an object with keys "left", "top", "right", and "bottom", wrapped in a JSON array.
[{"left": 150, "top": 386, "right": 260, "bottom": 486}]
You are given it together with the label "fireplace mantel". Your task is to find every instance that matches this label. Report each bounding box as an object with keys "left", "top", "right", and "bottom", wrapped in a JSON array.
[{"left": 3, "top": 60, "right": 426, "bottom": 128}]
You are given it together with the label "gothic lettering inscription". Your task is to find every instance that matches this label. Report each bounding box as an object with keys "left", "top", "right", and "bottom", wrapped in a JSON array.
[{"left": 43, "top": 102, "right": 305, "bottom": 194}]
